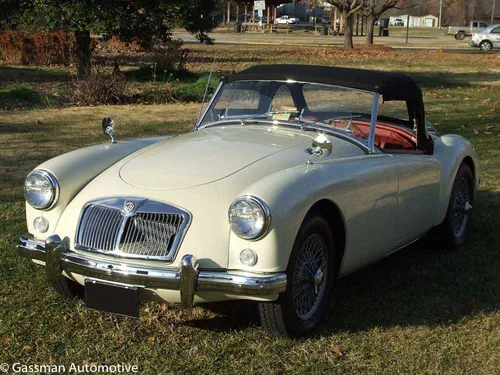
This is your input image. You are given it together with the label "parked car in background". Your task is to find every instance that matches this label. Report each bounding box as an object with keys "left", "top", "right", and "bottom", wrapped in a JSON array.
[
  {"left": 19, "top": 65, "right": 479, "bottom": 337},
  {"left": 447, "top": 21, "right": 489, "bottom": 40},
  {"left": 275, "top": 15, "right": 298, "bottom": 24},
  {"left": 392, "top": 18, "right": 404, "bottom": 26},
  {"left": 469, "top": 24, "right": 500, "bottom": 51}
]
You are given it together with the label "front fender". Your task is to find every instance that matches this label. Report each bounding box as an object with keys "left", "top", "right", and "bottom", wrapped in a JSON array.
[
  {"left": 433, "top": 134, "right": 479, "bottom": 226},
  {"left": 227, "top": 164, "right": 319, "bottom": 273},
  {"left": 26, "top": 136, "right": 171, "bottom": 239},
  {"left": 227, "top": 154, "right": 399, "bottom": 274}
]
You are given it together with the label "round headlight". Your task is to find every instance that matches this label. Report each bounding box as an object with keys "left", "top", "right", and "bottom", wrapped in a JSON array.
[
  {"left": 24, "top": 170, "right": 59, "bottom": 210},
  {"left": 228, "top": 195, "right": 271, "bottom": 240}
]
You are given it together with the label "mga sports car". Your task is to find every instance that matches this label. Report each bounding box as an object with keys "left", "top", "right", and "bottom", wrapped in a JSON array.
[{"left": 19, "top": 65, "right": 479, "bottom": 337}]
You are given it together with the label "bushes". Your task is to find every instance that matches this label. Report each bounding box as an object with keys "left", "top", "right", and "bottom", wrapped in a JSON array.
[
  {"left": 0, "top": 32, "right": 32, "bottom": 64},
  {"left": 139, "top": 84, "right": 174, "bottom": 104},
  {"left": 72, "top": 66, "right": 127, "bottom": 105},
  {"left": 104, "top": 36, "right": 142, "bottom": 54},
  {"left": 152, "top": 39, "right": 188, "bottom": 72},
  {"left": 0, "top": 31, "right": 97, "bottom": 66},
  {"left": 125, "top": 40, "right": 189, "bottom": 81},
  {"left": 173, "top": 74, "right": 219, "bottom": 102},
  {"left": 32, "top": 32, "right": 74, "bottom": 65}
]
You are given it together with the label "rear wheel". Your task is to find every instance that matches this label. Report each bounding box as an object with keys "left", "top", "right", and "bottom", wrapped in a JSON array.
[
  {"left": 259, "top": 215, "right": 334, "bottom": 337},
  {"left": 480, "top": 40, "right": 493, "bottom": 52},
  {"left": 433, "top": 163, "right": 474, "bottom": 249},
  {"left": 455, "top": 31, "right": 465, "bottom": 40}
]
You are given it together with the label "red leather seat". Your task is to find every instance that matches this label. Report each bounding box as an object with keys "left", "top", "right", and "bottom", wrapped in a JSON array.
[{"left": 353, "top": 121, "right": 416, "bottom": 150}]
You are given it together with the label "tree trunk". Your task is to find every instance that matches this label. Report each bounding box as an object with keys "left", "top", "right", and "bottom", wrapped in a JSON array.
[
  {"left": 365, "top": 15, "right": 376, "bottom": 44},
  {"left": 343, "top": 12, "right": 354, "bottom": 49},
  {"left": 75, "top": 30, "right": 91, "bottom": 78}
]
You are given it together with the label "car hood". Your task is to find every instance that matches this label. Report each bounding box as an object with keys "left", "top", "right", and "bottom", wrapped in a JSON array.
[{"left": 119, "top": 126, "right": 311, "bottom": 190}]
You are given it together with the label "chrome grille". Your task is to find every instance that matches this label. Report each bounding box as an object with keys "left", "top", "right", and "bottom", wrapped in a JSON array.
[
  {"left": 75, "top": 198, "right": 190, "bottom": 261},
  {"left": 119, "top": 213, "right": 183, "bottom": 256},
  {"left": 77, "top": 205, "right": 124, "bottom": 251}
]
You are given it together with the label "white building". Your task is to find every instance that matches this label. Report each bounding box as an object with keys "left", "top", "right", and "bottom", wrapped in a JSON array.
[{"left": 389, "top": 15, "right": 438, "bottom": 27}]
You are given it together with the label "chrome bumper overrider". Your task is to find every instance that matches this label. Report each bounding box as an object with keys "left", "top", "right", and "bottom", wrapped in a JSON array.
[{"left": 18, "top": 234, "right": 287, "bottom": 307}]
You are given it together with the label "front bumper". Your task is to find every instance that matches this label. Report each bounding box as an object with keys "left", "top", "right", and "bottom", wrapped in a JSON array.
[
  {"left": 469, "top": 38, "right": 479, "bottom": 47},
  {"left": 18, "top": 234, "right": 287, "bottom": 307}
]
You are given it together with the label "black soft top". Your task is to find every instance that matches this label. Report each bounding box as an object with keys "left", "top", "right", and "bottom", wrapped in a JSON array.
[
  {"left": 227, "top": 64, "right": 422, "bottom": 103},
  {"left": 226, "top": 64, "right": 433, "bottom": 153}
]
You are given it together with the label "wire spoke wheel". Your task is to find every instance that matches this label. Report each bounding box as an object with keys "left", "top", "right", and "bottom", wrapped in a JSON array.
[
  {"left": 259, "top": 215, "right": 334, "bottom": 336},
  {"left": 292, "top": 233, "right": 328, "bottom": 320},
  {"left": 451, "top": 176, "right": 471, "bottom": 239}
]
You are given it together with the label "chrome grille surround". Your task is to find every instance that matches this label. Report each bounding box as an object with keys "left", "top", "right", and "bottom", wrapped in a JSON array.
[{"left": 75, "top": 197, "right": 191, "bottom": 262}]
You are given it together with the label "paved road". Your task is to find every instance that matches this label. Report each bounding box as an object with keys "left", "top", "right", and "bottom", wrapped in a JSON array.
[{"left": 172, "top": 30, "right": 481, "bottom": 53}]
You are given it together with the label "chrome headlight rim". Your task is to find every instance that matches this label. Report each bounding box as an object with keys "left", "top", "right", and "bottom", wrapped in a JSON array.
[
  {"left": 24, "top": 169, "right": 60, "bottom": 210},
  {"left": 228, "top": 195, "right": 271, "bottom": 241}
]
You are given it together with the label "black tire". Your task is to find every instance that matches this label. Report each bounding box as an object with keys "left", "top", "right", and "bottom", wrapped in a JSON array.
[
  {"left": 455, "top": 31, "right": 465, "bottom": 40},
  {"left": 53, "top": 276, "right": 84, "bottom": 299},
  {"left": 432, "top": 163, "right": 474, "bottom": 249},
  {"left": 480, "top": 40, "right": 493, "bottom": 52},
  {"left": 259, "top": 215, "right": 335, "bottom": 337}
]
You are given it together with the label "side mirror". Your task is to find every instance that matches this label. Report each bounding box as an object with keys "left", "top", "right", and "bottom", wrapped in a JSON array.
[
  {"left": 312, "top": 133, "right": 332, "bottom": 155},
  {"left": 307, "top": 134, "right": 332, "bottom": 164},
  {"left": 102, "top": 117, "right": 116, "bottom": 144}
]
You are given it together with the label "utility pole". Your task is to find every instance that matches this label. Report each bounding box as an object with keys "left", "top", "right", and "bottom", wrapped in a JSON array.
[
  {"left": 438, "top": 0, "right": 443, "bottom": 29},
  {"left": 492, "top": 0, "right": 496, "bottom": 25},
  {"left": 406, "top": 14, "right": 410, "bottom": 43}
]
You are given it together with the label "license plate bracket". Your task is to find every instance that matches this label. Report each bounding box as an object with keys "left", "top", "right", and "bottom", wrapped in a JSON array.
[{"left": 85, "top": 279, "right": 139, "bottom": 318}]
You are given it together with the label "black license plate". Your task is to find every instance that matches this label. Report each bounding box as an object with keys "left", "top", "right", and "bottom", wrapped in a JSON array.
[{"left": 85, "top": 280, "right": 139, "bottom": 318}]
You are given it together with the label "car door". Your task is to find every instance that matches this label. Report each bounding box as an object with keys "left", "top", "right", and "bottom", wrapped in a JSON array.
[
  {"left": 390, "top": 154, "right": 441, "bottom": 248},
  {"left": 490, "top": 27, "right": 500, "bottom": 47},
  {"left": 328, "top": 153, "right": 399, "bottom": 275}
]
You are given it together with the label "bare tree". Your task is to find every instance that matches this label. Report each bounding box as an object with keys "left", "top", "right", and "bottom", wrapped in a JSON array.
[
  {"left": 317, "top": 0, "right": 366, "bottom": 48},
  {"left": 362, "top": 0, "right": 402, "bottom": 44}
]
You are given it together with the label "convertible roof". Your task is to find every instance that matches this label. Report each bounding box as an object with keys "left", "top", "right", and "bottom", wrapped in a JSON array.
[{"left": 227, "top": 64, "right": 422, "bottom": 102}]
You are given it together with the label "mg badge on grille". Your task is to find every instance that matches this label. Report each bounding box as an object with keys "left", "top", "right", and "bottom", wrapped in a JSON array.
[{"left": 124, "top": 202, "right": 135, "bottom": 214}]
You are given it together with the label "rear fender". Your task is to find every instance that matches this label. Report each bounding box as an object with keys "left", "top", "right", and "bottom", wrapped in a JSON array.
[{"left": 432, "top": 134, "right": 479, "bottom": 226}]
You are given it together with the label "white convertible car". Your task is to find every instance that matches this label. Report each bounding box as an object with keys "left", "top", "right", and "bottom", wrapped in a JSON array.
[{"left": 19, "top": 65, "right": 479, "bottom": 337}]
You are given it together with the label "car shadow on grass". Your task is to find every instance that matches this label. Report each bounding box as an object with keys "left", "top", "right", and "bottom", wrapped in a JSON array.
[
  {"left": 317, "top": 188, "right": 499, "bottom": 337},
  {"left": 184, "top": 301, "right": 261, "bottom": 332}
]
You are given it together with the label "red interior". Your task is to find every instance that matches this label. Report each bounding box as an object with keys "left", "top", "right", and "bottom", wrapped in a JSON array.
[
  {"left": 352, "top": 120, "right": 417, "bottom": 150},
  {"left": 301, "top": 116, "right": 417, "bottom": 151}
]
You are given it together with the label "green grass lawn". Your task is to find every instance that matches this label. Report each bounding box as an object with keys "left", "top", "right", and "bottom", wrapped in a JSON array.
[{"left": 0, "top": 46, "right": 499, "bottom": 374}]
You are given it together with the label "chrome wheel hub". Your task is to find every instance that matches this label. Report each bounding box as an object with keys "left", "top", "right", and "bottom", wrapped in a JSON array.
[
  {"left": 451, "top": 177, "right": 471, "bottom": 239},
  {"left": 292, "top": 233, "right": 328, "bottom": 320},
  {"left": 313, "top": 268, "right": 324, "bottom": 293}
]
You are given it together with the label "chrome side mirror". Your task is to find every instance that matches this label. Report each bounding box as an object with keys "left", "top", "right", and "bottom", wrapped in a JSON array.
[
  {"left": 307, "top": 134, "right": 332, "bottom": 164},
  {"left": 102, "top": 117, "right": 116, "bottom": 144},
  {"left": 312, "top": 134, "right": 332, "bottom": 155}
]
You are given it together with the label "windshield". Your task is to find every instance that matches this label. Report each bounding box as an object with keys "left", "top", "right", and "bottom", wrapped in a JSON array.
[{"left": 200, "top": 81, "right": 378, "bottom": 132}]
